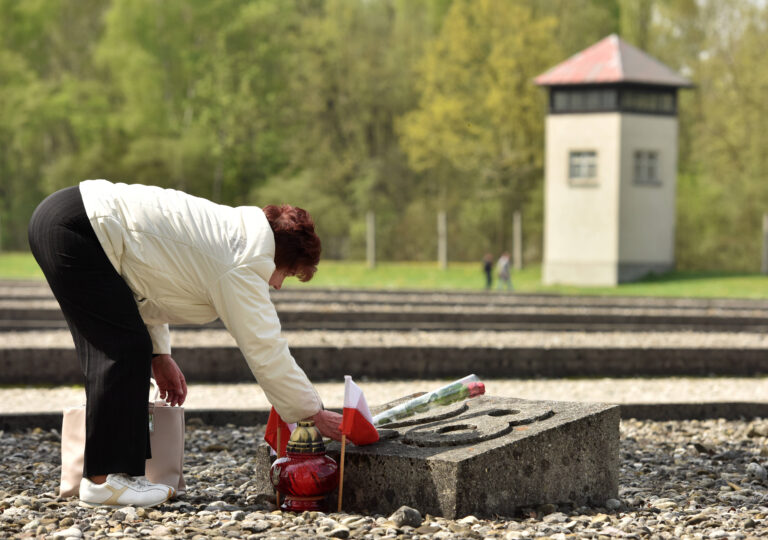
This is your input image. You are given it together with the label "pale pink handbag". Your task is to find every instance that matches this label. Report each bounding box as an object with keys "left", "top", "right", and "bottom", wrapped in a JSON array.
[{"left": 60, "top": 379, "right": 186, "bottom": 498}]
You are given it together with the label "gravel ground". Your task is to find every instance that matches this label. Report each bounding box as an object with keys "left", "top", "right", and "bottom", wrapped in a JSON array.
[
  {"left": 7, "top": 329, "right": 768, "bottom": 349},
  {"left": 1, "top": 419, "right": 766, "bottom": 539},
  {"left": 1, "top": 378, "right": 768, "bottom": 414}
]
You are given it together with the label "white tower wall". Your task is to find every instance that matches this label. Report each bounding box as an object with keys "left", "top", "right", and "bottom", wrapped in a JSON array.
[
  {"left": 543, "top": 112, "right": 679, "bottom": 286},
  {"left": 543, "top": 113, "right": 622, "bottom": 285},
  {"left": 617, "top": 114, "right": 677, "bottom": 281}
]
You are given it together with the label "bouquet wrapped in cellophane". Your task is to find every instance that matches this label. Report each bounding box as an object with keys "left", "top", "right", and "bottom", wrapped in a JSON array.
[{"left": 372, "top": 374, "right": 485, "bottom": 427}]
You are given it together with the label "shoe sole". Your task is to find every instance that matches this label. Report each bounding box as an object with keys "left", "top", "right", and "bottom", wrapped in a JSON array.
[{"left": 78, "top": 488, "right": 174, "bottom": 509}]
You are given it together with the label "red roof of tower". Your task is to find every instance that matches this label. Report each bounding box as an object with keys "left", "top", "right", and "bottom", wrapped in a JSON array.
[{"left": 535, "top": 34, "right": 692, "bottom": 87}]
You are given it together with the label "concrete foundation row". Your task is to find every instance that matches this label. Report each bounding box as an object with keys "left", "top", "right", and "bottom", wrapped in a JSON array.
[
  {"left": 2, "top": 345, "right": 766, "bottom": 385},
  {"left": 5, "top": 306, "right": 768, "bottom": 332}
]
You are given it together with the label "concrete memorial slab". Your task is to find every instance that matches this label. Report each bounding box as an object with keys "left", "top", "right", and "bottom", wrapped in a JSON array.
[{"left": 253, "top": 395, "right": 619, "bottom": 518}]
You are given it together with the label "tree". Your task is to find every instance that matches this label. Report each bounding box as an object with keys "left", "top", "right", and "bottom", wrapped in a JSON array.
[
  {"left": 537, "top": 0, "right": 619, "bottom": 56},
  {"left": 399, "top": 0, "right": 560, "bottom": 261},
  {"left": 618, "top": 0, "right": 654, "bottom": 51},
  {"left": 255, "top": 0, "right": 444, "bottom": 260},
  {"left": 676, "top": 1, "right": 768, "bottom": 270},
  {"left": 0, "top": 0, "right": 108, "bottom": 249}
]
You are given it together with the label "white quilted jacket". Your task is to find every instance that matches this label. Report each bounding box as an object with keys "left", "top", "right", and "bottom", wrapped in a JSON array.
[{"left": 79, "top": 179, "right": 322, "bottom": 422}]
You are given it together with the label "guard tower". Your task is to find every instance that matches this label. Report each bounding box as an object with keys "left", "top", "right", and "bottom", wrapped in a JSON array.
[{"left": 535, "top": 34, "right": 692, "bottom": 285}]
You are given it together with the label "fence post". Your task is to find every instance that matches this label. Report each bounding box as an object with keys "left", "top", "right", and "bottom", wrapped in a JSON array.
[
  {"left": 762, "top": 213, "right": 768, "bottom": 275},
  {"left": 513, "top": 210, "right": 522, "bottom": 270},
  {"left": 366, "top": 211, "right": 376, "bottom": 269},
  {"left": 437, "top": 210, "right": 447, "bottom": 270}
]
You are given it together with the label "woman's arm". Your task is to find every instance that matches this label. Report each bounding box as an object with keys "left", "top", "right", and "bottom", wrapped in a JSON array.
[{"left": 208, "top": 266, "right": 324, "bottom": 423}]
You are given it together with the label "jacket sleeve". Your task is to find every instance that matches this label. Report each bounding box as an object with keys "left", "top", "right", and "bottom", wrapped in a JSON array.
[
  {"left": 208, "top": 266, "right": 323, "bottom": 423},
  {"left": 147, "top": 324, "right": 171, "bottom": 355}
]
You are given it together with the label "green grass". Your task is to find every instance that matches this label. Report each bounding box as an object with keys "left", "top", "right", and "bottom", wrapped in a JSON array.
[
  {"left": 0, "top": 252, "right": 44, "bottom": 280},
  {"left": 522, "top": 270, "right": 768, "bottom": 299},
  {"left": 293, "top": 261, "right": 768, "bottom": 299},
  {"left": 3, "top": 251, "right": 768, "bottom": 299}
]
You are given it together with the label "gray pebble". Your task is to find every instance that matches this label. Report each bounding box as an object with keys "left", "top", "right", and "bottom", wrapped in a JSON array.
[
  {"left": 388, "top": 505, "right": 423, "bottom": 528},
  {"left": 542, "top": 512, "right": 568, "bottom": 523},
  {"left": 318, "top": 517, "right": 340, "bottom": 528},
  {"left": 328, "top": 526, "right": 350, "bottom": 538},
  {"left": 52, "top": 527, "right": 82, "bottom": 538},
  {"left": 149, "top": 525, "right": 172, "bottom": 536},
  {"left": 241, "top": 519, "right": 270, "bottom": 532},
  {"left": 746, "top": 462, "right": 767, "bottom": 481},
  {"left": 21, "top": 518, "right": 40, "bottom": 531}
]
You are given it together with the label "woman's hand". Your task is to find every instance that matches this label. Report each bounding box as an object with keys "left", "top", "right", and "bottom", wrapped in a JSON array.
[
  {"left": 151, "top": 354, "right": 187, "bottom": 406},
  {"left": 310, "top": 409, "right": 343, "bottom": 441}
]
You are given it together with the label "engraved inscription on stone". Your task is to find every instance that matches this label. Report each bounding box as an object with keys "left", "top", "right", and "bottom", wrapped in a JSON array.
[
  {"left": 374, "top": 401, "right": 468, "bottom": 429},
  {"left": 401, "top": 397, "right": 555, "bottom": 447}
]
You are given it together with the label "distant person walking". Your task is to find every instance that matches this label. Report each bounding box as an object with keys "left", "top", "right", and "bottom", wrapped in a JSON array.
[
  {"left": 496, "top": 252, "right": 513, "bottom": 291},
  {"left": 482, "top": 253, "right": 493, "bottom": 289}
]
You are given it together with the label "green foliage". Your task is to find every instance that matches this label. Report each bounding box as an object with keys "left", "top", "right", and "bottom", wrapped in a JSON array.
[
  {"left": 0, "top": 0, "right": 110, "bottom": 249},
  {"left": 618, "top": 0, "right": 654, "bottom": 51},
  {"left": 539, "top": 0, "right": 619, "bottom": 56},
  {"left": 253, "top": 0, "right": 441, "bottom": 260},
  {"left": 0, "top": 0, "right": 766, "bottom": 273},
  {"left": 647, "top": 0, "right": 768, "bottom": 270},
  {"left": 399, "top": 0, "right": 562, "bottom": 261},
  {"left": 94, "top": 0, "right": 298, "bottom": 203}
]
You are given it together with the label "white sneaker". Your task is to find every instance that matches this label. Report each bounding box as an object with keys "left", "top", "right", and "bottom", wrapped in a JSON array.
[{"left": 79, "top": 474, "right": 174, "bottom": 508}]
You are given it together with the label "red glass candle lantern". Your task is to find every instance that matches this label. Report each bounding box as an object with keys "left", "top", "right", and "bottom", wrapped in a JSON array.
[{"left": 270, "top": 420, "right": 339, "bottom": 512}]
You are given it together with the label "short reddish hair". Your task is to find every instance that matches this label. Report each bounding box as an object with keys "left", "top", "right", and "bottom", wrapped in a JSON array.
[{"left": 263, "top": 204, "right": 321, "bottom": 282}]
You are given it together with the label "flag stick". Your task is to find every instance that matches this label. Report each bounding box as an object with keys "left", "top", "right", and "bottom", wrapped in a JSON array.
[
  {"left": 337, "top": 434, "right": 346, "bottom": 512},
  {"left": 275, "top": 427, "right": 281, "bottom": 508}
]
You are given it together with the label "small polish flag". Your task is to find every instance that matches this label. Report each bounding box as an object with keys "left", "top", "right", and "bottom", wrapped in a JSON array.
[
  {"left": 264, "top": 406, "right": 296, "bottom": 456},
  {"left": 341, "top": 376, "right": 379, "bottom": 446}
]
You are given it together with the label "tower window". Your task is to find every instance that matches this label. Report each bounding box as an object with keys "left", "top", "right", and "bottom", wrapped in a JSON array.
[
  {"left": 548, "top": 85, "right": 676, "bottom": 115},
  {"left": 620, "top": 89, "right": 676, "bottom": 114},
  {"left": 634, "top": 150, "right": 660, "bottom": 185},
  {"left": 569, "top": 151, "right": 598, "bottom": 186},
  {"left": 552, "top": 89, "right": 617, "bottom": 113}
]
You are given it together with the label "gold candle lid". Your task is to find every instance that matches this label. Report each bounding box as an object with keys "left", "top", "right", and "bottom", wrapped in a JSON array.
[{"left": 286, "top": 420, "right": 326, "bottom": 453}]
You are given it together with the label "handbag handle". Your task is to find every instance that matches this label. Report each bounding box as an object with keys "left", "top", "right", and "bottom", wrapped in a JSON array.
[{"left": 150, "top": 378, "right": 162, "bottom": 403}]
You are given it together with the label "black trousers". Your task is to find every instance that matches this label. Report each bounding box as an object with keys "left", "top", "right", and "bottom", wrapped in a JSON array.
[{"left": 28, "top": 186, "right": 152, "bottom": 477}]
